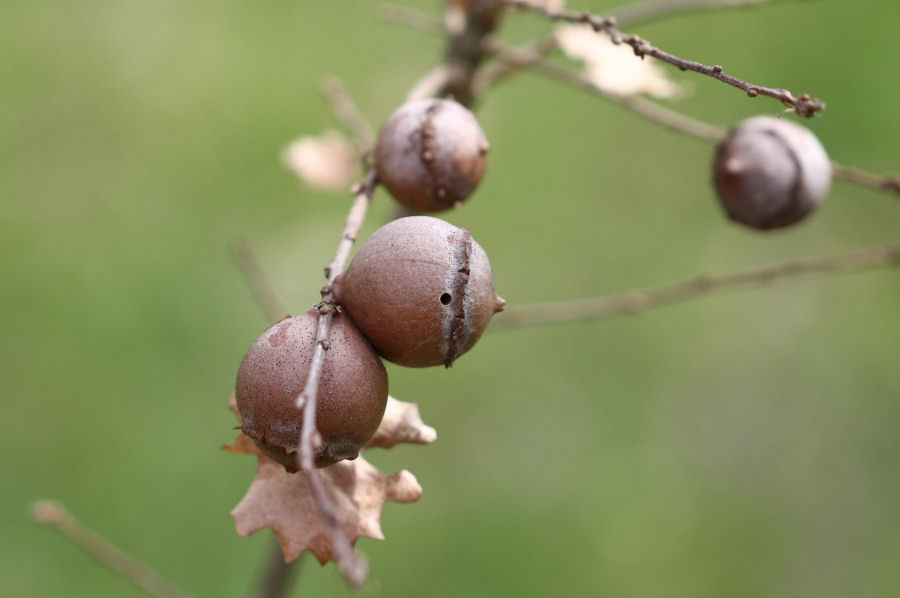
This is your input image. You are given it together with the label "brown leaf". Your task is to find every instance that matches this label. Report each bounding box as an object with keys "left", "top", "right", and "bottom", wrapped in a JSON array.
[
  {"left": 231, "top": 455, "right": 422, "bottom": 564},
  {"left": 365, "top": 396, "right": 437, "bottom": 449},
  {"left": 227, "top": 393, "right": 432, "bottom": 565},
  {"left": 282, "top": 131, "right": 359, "bottom": 191}
]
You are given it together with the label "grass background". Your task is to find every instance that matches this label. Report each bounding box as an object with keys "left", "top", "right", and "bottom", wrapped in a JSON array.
[{"left": 2, "top": 1, "right": 899, "bottom": 596}]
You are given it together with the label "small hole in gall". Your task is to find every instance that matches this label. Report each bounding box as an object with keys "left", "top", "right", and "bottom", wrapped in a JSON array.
[{"left": 440, "top": 293, "right": 452, "bottom": 305}]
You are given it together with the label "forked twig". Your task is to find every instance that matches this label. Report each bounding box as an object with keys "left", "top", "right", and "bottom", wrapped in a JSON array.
[
  {"left": 503, "top": 0, "right": 825, "bottom": 116},
  {"left": 493, "top": 242, "right": 900, "bottom": 329}
]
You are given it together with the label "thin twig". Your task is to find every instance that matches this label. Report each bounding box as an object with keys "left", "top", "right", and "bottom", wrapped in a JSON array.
[
  {"left": 609, "top": 0, "right": 779, "bottom": 28},
  {"left": 503, "top": 0, "right": 824, "bottom": 116},
  {"left": 320, "top": 76, "right": 377, "bottom": 157},
  {"left": 831, "top": 162, "right": 900, "bottom": 197},
  {"left": 378, "top": 3, "right": 444, "bottom": 34},
  {"left": 229, "top": 235, "right": 287, "bottom": 322},
  {"left": 488, "top": 43, "right": 900, "bottom": 195},
  {"left": 492, "top": 242, "right": 900, "bottom": 329},
  {"left": 251, "top": 543, "right": 302, "bottom": 598},
  {"left": 294, "top": 170, "right": 379, "bottom": 588},
  {"left": 464, "top": 0, "right": 784, "bottom": 95},
  {"left": 488, "top": 41, "right": 727, "bottom": 141},
  {"left": 31, "top": 501, "right": 193, "bottom": 598}
]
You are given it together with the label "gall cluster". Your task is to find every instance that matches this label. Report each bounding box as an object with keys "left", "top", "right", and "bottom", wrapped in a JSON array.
[{"left": 236, "top": 100, "right": 502, "bottom": 472}]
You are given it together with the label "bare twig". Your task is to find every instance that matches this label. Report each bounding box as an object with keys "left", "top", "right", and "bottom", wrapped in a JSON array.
[
  {"left": 503, "top": 0, "right": 825, "bottom": 116},
  {"left": 320, "top": 76, "right": 376, "bottom": 157},
  {"left": 492, "top": 242, "right": 900, "bottom": 329},
  {"left": 487, "top": 41, "right": 727, "bottom": 141},
  {"left": 251, "top": 543, "right": 302, "bottom": 598},
  {"left": 31, "top": 501, "right": 193, "bottom": 598},
  {"left": 473, "top": 0, "right": 783, "bottom": 94},
  {"left": 294, "top": 170, "right": 379, "bottom": 588},
  {"left": 831, "top": 162, "right": 900, "bottom": 197},
  {"left": 609, "top": 0, "right": 779, "bottom": 28},
  {"left": 229, "top": 235, "right": 287, "bottom": 322},
  {"left": 378, "top": 3, "right": 444, "bottom": 34},
  {"left": 488, "top": 42, "right": 900, "bottom": 196}
]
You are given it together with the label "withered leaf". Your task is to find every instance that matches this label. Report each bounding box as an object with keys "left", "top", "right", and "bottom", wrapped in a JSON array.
[
  {"left": 227, "top": 394, "right": 434, "bottom": 564},
  {"left": 365, "top": 396, "right": 437, "bottom": 449},
  {"left": 281, "top": 131, "right": 359, "bottom": 191},
  {"left": 232, "top": 456, "right": 422, "bottom": 564}
]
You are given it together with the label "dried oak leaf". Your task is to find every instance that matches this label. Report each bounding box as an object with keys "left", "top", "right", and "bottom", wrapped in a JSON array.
[
  {"left": 556, "top": 24, "right": 685, "bottom": 98},
  {"left": 232, "top": 456, "right": 421, "bottom": 564},
  {"left": 281, "top": 130, "right": 359, "bottom": 191},
  {"left": 365, "top": 396, "right": 437, "bottom": 449},
  {"left": 226, "top": 394, "right": 434, "bottom": 564}
]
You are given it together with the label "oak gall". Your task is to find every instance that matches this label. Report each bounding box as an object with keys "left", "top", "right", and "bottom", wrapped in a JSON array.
[
  {"left": 334, "top": 216, "right": 505, "bottom": 368},
  {"left": 235, "top": 310, "right": 388, "bottom": 472},
  {"left": 375, "top": 99, "right": 489, "bottom": 213},
  {"left": 713, "top": 115, "right": 831, "bottom": 230}
]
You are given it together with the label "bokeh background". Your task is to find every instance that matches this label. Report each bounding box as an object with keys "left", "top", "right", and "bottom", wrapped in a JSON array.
[{"left": 3, "top": 1, "right": 899, "bottom": 596}]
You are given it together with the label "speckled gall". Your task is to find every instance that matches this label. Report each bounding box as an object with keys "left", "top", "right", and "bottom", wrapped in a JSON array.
[
  {"left": 334, "top": 216, "right": 505, "bottom": 368},
  {"left": 713, "top": 115, "right": 831, "bottom": 230},
  {"left": 235, "top": 310, "right": 388, "bottom": 472},
  {"left": 375, "top": 99, "right": 489, "bottom": 213}
]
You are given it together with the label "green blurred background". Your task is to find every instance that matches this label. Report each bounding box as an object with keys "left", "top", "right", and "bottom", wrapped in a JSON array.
[{"left": 3, "top": 1, "right": 899, "bottom": 596}]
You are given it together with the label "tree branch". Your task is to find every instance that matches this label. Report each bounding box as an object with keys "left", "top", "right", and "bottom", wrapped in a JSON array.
[
  {"left": 502, "top": 0, "right": 825, "bottom": 116},
  {"left": 31, "top": 501, "right": 193, "bottom": 598},
  {"left": 294, "top": 170, "right": 378, "bottom": 588},
  {"left": 492, "top": 242, "right": 900, "bottom": 329}
]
